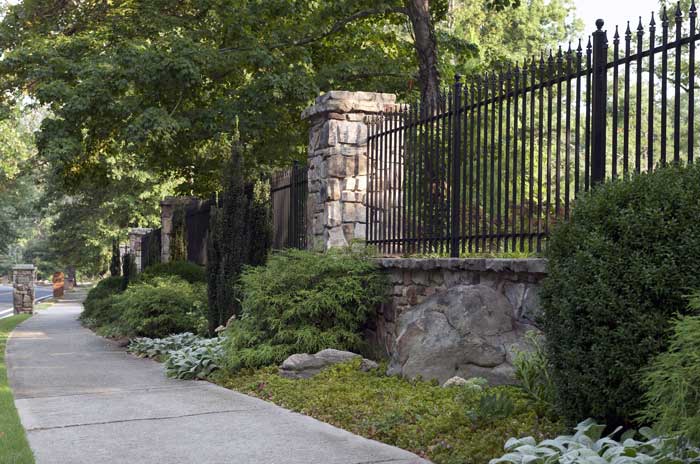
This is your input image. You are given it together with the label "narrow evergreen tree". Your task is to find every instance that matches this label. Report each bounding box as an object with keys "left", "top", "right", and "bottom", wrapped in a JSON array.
[
  {"left": 110, "top": 239, "right": 121, "bottom": 277},
  {"left": 120, "top": 252, "right": 132, "bottom": 291},
  {"left": 170, "top": 205, "right": 188, "bottom": 262},
  {"left": 206, "top": 139, "right": 273, "bottom": 335}
]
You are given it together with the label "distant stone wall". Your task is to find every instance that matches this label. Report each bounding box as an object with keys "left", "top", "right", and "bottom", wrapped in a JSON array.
[
  {"left": 302, "top": 91, "right": 397, "bottom": 250},
  {"left": 128, "top": 228, "right": 152, "bottom": 272},
  {"left": 365, "top": 258, "right": 546, "bottom": 383}
]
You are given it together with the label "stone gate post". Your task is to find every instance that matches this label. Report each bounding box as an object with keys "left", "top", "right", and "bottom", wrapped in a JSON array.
[
  {"left": 302, "top": 91, "right": 396, "bottom": 250},
  {"left": 12, "top": 264, "right": 36, "bottom": 314},
  {"left": 128, "top": 228, "right": 153, "bottom": 273}
]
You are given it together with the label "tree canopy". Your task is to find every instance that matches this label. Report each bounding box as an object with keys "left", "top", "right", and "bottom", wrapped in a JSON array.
[{"left": 0, "top": 0, "right": 580, "bottom": 274}]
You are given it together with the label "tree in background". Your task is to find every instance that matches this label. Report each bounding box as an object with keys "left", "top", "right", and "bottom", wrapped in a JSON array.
[
  {"left": 206, "top": 141, "right": 271, "bottom": 335},
  {"left": 109, "top": 239, "right": 121, "bottom": 277}
]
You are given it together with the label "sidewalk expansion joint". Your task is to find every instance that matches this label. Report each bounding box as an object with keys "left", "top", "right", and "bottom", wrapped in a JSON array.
[{"left": 26, "top": 408, "right": 266, "bottom": 432}]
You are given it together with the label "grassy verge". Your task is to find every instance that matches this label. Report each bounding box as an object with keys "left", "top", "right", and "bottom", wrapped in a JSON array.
[
  {"left": 0, "top": 314, "right": 34, "bottom": 464},
  {"left": 213, "top": 360, "right": 564, "bottom": 464}
]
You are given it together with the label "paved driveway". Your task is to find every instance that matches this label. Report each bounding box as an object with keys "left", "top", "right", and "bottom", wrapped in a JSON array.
[{"left": 6, "top": 294, "right": 428, "bottom": 464}]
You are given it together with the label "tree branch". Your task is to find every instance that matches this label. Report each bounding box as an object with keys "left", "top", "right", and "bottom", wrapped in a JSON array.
[{"left": 218, "top": 6, "right": 408, "bottom": 54}]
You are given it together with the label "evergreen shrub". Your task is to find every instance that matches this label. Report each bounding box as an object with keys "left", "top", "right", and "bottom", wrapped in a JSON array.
[
  {"left": 223, "top": 248, "right": 387, "bottom": 371},
  {"left": 139, "top": 260, "right": 206, "bottom": 284},
  {"left": 542, "top": 163, "right": 700, "bottom": 427},
  {"left": 639, "top": 292, "right": 700, "bottom": 443},
  {"left": 81, "top": 276, "right": 124, "bottom": 324}
]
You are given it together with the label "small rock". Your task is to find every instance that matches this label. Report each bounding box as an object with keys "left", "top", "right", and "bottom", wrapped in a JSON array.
[
  {"left": 214, "top": 325, "right": 226, "bottom": 333},
  {"left": 279, "top": 349, "right": 378, "bottom": 379}
]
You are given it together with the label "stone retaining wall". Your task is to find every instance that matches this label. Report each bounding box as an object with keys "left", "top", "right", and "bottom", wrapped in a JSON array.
[{"left": 366, "top": 258, "right": 547, "bottom": 362}]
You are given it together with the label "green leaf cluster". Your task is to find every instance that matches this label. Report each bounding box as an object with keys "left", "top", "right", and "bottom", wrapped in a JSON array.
[
  {"left": 541, "top": 163, "right": 700, "bottom": 427},
  {"left": 490, "top": 418, "right": 700, "bottom": 464},
  {"left": 639, "top": 298, "right": 700, "bottom": 444},
  {"left": 222, "top": 247, "right": 387, "bottom": 371}
]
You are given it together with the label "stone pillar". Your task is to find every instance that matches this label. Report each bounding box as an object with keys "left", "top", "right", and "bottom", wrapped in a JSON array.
[
  {"left": 302, "top": 91, "right": 396, "bottom": 250},
  {"left": 159, "top": 197, "right": 196, "bottom": 263},
  {"left": 128, "top": 228, "right": 153, "bottom": 272},
  {"left": 12, "top": 264, "right": 36, "bottom": 314}
]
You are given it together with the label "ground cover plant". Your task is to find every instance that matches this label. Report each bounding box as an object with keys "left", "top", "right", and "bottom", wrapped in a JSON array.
[
  {"left": 213, "top": 359, "right": 564, "bottom": 464},
  {"left": 0, "top": 314, "right": 34, "bottom": 464},
  {"left": 639, "top": 291, "right": 700, "bottom": 444},
  {"left": 129, "top": 333, "right": 224, "bottom": 379},
  {"left": 489, "top": 418, "right": 700, "bottom": 464},
  {"left": 541, "top": 163, "right": 700, "bottom": 427},
  {"left": 222, "top": 247, "right": 387, "bottom": 371}
]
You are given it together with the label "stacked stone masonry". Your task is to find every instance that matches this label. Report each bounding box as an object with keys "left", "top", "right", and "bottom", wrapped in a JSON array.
[
  {"left": 302, "top": 91, "right": 398, "bottom": 250},
  {"left": 12, "top": 264, "right": 36, "bottom": 315},
  {"left": 367, "top": 258, "right": 546, "bottom": 363}
]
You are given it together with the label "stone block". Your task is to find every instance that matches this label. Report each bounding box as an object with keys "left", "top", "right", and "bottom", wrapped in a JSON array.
[
  {"left": 412, "top": 271, "right": 430, "bottom": 286},
  {"left": 324, "top": 201, "right": 342, "bottom": 227},
  {"left": 354, "top": 222, "right": 367, "bottom": 239},
  {"left": 326, "top": 226, "right": 348, "bottom": 248},
  {"left": 356, "top": 175, "right": 367, "bottom": 191},
  {"left": 341, "top": 191, "right": 356, "bottom": 203},
  {"left": 357, "top": 155, "right": 368, "bottom": 175},
  {"left": 342, "top": 202, "right": 357, "bottom": 223},
  {"left": 337, "top": 121, "right": 367, "bottom": 146},
  {"left": 344, "top": 177, "right": 357, "bottom": 191},
  {"left": 325, "top": 179, "right": 341, "bottom": 201}
]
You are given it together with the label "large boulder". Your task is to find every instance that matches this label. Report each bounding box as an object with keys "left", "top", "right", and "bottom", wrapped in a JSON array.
[
  {"left": 387, "top": 284, "right": 535, "bottom": 385},
  {"left": 279, "top": 348, "right": 378, "bottom": 379}
]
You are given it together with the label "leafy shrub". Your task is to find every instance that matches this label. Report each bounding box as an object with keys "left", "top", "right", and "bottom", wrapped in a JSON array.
[
  {"left": 81, "top": 276, "right": 125, "bottom": 327},
  {"left": 489, "top": 418, "right": 700, "bottom": 464},
  {"left": 139, "top": 261, "right": 206, "bottom": 284},
  {"left": 164, "top": 338, "right": 225, "bottom": 379},
  {"left": 513, "top": 332, "right": 556, "bottom": 419},
  {"left": 223, "top": 248, "right": 387, "bottom": 371},
  {"left": 128, "top": 333, "right": 224, "bottom": 379},
  {"left": 468, "top": 392, "right": 516, "bottom": 425},
  {"left": 541, "top": 163, "right": 700, "bottom": 426},
  {"left": 640, "top": 295, "right": 700, "bottom": 444},
  {"left": 83, "top": 276, "right": 123, "bottom": 308},
  {"left": 115, "top": 276, "right": 207, "bottom": 338}
]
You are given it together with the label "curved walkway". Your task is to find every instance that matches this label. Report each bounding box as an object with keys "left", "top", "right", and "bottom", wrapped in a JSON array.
[{"left": 6, "top": 292, "right": 427, "bottom": 464}]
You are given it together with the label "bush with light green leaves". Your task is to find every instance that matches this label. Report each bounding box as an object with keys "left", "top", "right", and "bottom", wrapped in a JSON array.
[{"left": 489, "top": 419, "right": 700, "bottom": 464}]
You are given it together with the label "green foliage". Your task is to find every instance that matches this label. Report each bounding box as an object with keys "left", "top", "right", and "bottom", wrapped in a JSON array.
[
  {"left": 109, "top": 239, "right": 121, "bottom": 277},
  {"left": 639, "top": 299, "right": 700, "bottom": 444},
  {"left": 128, "top": 333, "right": 224, "bottom": 379},
  {"left": 129, "top": 333, "right": 200, "bottom": 358},
  {"left": 207, "top": 144, "right": 271, "bottom": 334},
  {"left": 115, "top": 276, "right": 207, "bottom": 339},
  {"left": 512, "top": 332, "right": 556, "bottom": 419},
  {"left": 85, "top": 276, "right": 124, "bottom": 305},
  {"left": 222, "top": 248, "right": 387, "bottom": 372},
  {"left": 139, "top": 260, "right": 206, "bottom": 284},
  {"left": 541, "top": 163, "right": 700, "bottom": 427},
  {"left": 469, "top": 393, "right": 516, "bottom": 426},
  {"left": 81, "top": 276, "right": 124, "bottom": 327},
  {"left": 164, "top": 338, "right": 225, "bottom": 380},
  {"left": 120, "top": 253, "right": 136, "bottom": 291},
  {"left": 489, "top": 418, "right": 700, "bottom": 464},
  {"left": 215, "top": 359, "right": 564, "bottom": 464}
]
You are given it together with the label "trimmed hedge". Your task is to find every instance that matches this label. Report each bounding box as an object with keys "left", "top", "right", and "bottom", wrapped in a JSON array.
[{"left": 542, "top": 163, "right": 700, "bottom": 427}]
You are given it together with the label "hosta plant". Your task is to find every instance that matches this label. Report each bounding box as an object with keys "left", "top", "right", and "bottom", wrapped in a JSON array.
[
  {"left": 489, "top": 419, "right": 700, "bottom": 464},
  {"left": 128, "top": 333, "right": 200, "bottom": 359},
  {"left": 128, "top": 333, "right": 225, "bottom": 380},
  {"left": 164, "top": 338, "right": 225, "bottom": 380}
]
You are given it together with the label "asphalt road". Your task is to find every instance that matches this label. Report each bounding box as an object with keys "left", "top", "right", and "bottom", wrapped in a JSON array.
[{"left": 0, "top": 284, "right": 54, "bottom": 319}]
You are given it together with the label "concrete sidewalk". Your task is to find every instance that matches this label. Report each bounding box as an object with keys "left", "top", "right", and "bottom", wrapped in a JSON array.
[{"left": 6, "top": 294, "right": 427, "bottom": 464}]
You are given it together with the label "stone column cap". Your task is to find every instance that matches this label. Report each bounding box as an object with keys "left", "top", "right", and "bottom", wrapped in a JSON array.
[
  {"left": 301, "top": 91, "right": 397, "bottom": 120},
  {"left": 128, "top": 228, "right": 153, "bottom": 236},
  {"left": 12, "top": 264, "right": 36, "bottom": 270}
]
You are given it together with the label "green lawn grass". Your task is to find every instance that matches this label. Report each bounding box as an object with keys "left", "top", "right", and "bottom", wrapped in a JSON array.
[
  {"left": 213, "top": 360, "right": 564, "bottom": 464},
  {"left": 0, "top": 314, "right": 34, "bottom": 464}
]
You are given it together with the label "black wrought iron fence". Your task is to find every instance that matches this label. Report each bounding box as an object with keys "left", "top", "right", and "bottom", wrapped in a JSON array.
[
  {"left": 140, "top": 228, "right": 161, "bottom": 270},
  {"left": 185, "top": 199, "right": 215, "bottom": 265},
  {"left": 271, "top": 162, "right": 308, "bottom": 249},
  {"left": 367, "top": 6, "right": 700, "bottom": 257}
]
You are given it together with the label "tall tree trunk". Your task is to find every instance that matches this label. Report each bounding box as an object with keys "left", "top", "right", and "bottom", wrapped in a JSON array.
[{"left": 404, "top": 0, "right": 441, "bottom": 110}]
